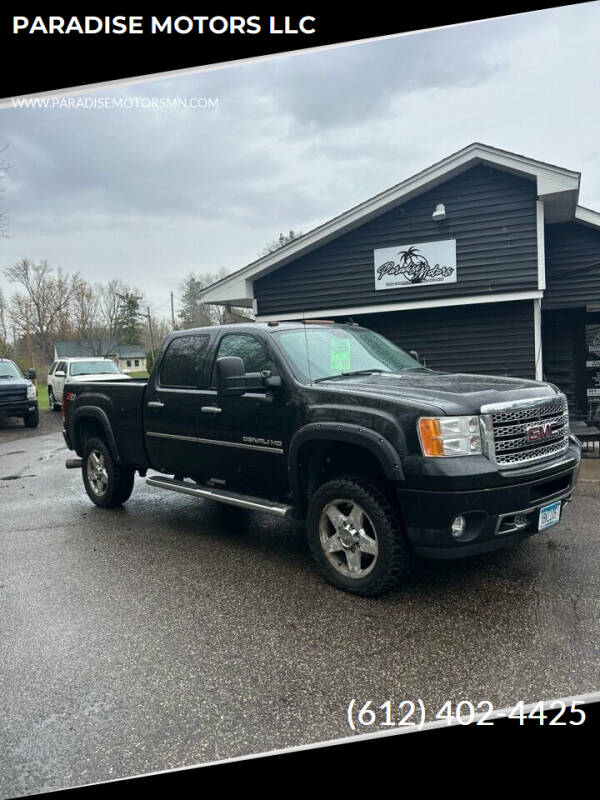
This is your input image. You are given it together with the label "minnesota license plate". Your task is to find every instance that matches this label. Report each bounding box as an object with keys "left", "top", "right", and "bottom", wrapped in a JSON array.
[{"left": 538, "top": 500, "right": 561, "bottom": 531}]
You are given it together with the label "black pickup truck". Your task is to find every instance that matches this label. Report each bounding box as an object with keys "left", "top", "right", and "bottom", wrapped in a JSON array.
[
  {"left": 62, "top": 321, "right": 581, "bottom": 596},
  {"left": 0, "top": 358, "right": 39, "bottom": 428}
]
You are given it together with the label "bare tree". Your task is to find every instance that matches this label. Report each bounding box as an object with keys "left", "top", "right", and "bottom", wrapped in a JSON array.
[
  {"left": 71, "top": 282, "right": 97, "bottom": 340},
  {"left": 0, "top": 145, "right": 9, "bottom": 240},
  {"left": 96, "top": 279, "right": 127, "bottom": 344},
  {"left": 141, "top": 311, "right": 171, "bottom": 353},
  {"left": 178, "top": 268, "right": 252, "bottom": 328},
  {"left": 5, "top": 258, "right": 83, "bottom": 363},
  {"left": 0, "top": 290, "right": 10, "bottom": 354},
  {"left": 260, "top": 229, "right": 303, "bottom": 256}
]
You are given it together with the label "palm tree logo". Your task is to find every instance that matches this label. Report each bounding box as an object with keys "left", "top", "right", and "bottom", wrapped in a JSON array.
[{"left": 397, "top": 247, "right": 430, "bottom": 283}]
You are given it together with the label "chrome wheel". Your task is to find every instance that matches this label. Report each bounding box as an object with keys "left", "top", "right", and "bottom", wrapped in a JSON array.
[
  {"left": 87, "top": 450, "right": 108, "bottom": 496},
  {"left": 319, "top": 499, "right": 378, "bottom": 579}
]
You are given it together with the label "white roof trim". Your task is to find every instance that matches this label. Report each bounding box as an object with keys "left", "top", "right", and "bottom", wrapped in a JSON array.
[
  {"left": 255, "top": 290, "right": 543, "bottom": 322},
  {"left": 575, "top": 206, "right": 600, "bottom": 230},
  {"left": 201, "top": 142, "right": 581, "bottom": 306}
]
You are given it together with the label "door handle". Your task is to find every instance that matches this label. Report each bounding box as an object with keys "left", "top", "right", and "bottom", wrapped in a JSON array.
[
  {"left": 201, "top": 406, "right": 222, "bottom": 414},
  {"left": 147, "top": 401, "right": 165, "bottom": 408}
]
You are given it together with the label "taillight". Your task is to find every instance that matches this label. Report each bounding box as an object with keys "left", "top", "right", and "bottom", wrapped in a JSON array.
[{"left": 62, "top": 392, "right": 76, "bottom": 420}]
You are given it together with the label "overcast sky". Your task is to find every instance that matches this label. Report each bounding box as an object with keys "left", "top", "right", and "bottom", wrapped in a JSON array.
[{"left": 1, "top": 3, "right": 600, "bottom": 317}]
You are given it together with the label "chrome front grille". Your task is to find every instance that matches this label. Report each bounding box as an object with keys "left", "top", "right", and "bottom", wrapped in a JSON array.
[
  {"left": 480, "top": 395, "right": 569, "bottom": 469},
  {"left": 0, "top": 388, "right": 27, "bottom": 406}
]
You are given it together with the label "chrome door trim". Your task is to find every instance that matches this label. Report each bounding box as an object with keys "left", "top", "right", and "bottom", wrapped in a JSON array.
[{"left": 145, "top": 430, "right": 284, "bottom": 454}]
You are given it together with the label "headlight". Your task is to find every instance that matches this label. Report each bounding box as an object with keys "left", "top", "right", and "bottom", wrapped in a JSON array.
[
  {"left": 418, "top": 415, "right": 482, "bottom": 457},
  {"left": 27, "top": 384, "right": 37, "bottom": 400}
]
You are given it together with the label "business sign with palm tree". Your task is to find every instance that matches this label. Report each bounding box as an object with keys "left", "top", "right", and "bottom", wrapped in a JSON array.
[{"left": 373, "top": 239, "right": 457, "bottom": 291}]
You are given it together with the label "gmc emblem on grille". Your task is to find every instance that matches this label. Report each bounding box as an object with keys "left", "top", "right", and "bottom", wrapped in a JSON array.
[{"left": 525, "top": 422, "right": 553, "bottom": 443}]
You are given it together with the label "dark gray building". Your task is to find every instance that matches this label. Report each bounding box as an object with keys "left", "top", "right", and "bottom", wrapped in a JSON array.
[{"left": 201, "top": 143, "right": 600, "bottom": 417}]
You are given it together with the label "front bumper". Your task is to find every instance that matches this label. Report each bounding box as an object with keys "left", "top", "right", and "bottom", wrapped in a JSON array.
[
  {"left": 399, "top": 447, "right": 581, "bottom": 558},
  {"left": 0, "top": 400, "right": 37, "bottom": 417}
]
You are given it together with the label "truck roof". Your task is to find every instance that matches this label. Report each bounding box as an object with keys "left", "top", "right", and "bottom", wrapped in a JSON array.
[
  {"left": 56, "top": 356, "right": 117, "bottom": 362},
  {"left": 170, "top": 320, "right": 358, "bottom": 336}
]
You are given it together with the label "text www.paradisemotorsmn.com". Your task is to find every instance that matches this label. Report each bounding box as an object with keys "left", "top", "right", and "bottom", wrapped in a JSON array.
[{"left": 11, "top": 96, "right": 220, "bottom": 109}]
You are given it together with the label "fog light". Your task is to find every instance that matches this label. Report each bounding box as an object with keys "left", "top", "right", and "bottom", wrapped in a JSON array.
[{"left": 451, "top": 515, "right": 466, "bottom": 539}]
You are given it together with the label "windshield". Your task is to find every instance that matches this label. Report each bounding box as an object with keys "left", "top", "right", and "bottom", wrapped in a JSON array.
[
  {"left": 69, "top": 360, "right": 121, "bottom": 376},
  {"left": 0, "top": 361, "right": 22, "bottom": 379},
  {"left": 273, "top": 326, "right": 423, "bottom": 383}
]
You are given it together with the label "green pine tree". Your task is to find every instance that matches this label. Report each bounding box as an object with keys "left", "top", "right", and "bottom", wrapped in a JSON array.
[{"left": 116, "top": 291, "right": 144, "bottom": 345}]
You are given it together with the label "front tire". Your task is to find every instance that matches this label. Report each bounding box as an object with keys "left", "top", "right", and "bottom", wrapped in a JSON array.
[
  {"left": 23, "top": 406, "right": 39, "bottom": 428},
  {"left": 307, "top": 475, "right": 412, "bottom": 596},
  {"left": 82, "top": 436, "right": 135, "bottom": 508},
  {"left": 48, "top": 388, "right": 59, "bottom": 412}
]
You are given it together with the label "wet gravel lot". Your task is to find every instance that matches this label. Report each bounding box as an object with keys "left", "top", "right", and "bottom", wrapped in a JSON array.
[{"left": 1, "top": 411, "right": 599, "bottom": 796}]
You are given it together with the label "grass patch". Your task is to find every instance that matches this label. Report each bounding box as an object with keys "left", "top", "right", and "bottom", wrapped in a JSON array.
[
  {"left": 37, "top": 383, "right": 49, "bottom": 410},
  {"left": 129, "top": 370, "right": 149, "bottom": 379}
]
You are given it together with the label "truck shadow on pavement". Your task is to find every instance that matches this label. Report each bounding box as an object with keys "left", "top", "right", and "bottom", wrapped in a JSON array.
[{"left": 86, "top": 485, "right": 567, "bottom": 604}]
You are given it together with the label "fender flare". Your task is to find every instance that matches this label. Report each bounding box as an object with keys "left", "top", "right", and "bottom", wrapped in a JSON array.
[
  {"left": 71, "top": 406, "right": 121, "bottom": 463},
  {"left": 288, "top": 422, "right": 404, "bottom": 502}
]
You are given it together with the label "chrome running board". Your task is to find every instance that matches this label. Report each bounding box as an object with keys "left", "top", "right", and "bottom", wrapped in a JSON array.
[{"left": 146, "top": 475, "right": 294, "bottom": 518}]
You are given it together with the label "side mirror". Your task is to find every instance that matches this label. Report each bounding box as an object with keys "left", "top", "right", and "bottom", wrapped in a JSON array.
[
  {"left": 27, "top": 368, "right": 36, "bottom": 380},
  {"left": 216, "top": 356, "right": 246, "bottom": 397},
  {"left": 409, "top": 350, "right": 420, "bottom": 364},
  {"left": 216, "top": 357, "right": 283, "bottom": 396},
  {"left": 54, "top": 370, "right": 66, "bottom": 378}
]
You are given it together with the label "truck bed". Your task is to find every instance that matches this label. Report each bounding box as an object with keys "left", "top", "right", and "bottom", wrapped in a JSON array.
[{"left": 64, "top": 379, "right": 149, "bottom": 468}]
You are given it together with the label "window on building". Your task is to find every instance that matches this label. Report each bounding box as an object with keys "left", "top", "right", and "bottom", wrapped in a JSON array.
[
  {"left": 135, "top": 359, "right": 139, "bottom": 367},
  {"left": 127, "top": 360, "right": 132, "bottom": 367},
  {"left": 160, "top": 335, "right": 210, "bottom": 388}
]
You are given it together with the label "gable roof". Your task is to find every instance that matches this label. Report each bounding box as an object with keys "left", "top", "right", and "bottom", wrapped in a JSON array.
[
  {"left": 199, "top": 142, "right": 583, "bottom": 307},
  {"left": 54, "top": 340, "right": 145, "bottom": 358}
]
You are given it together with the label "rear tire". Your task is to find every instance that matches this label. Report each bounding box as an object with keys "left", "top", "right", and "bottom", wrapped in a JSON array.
[
  {"left": 82, "top": 436, "right": 135, "bottom": 508},
  {"left": 23, "top": 407, "right": 39, "bottom": 428},
  {"left": 48, "top": 388, "right": 59, "bottom": 412},
  {"left": 307, "top": 475, "right": 412, "bottom": 596}
]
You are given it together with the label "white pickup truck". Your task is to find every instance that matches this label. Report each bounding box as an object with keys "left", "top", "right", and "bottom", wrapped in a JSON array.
[{"left": 47, "top": 357, "right": 131, "bottom": 411}]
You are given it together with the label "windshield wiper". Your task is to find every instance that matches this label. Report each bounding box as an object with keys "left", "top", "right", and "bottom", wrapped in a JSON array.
[{"left": 314, "top": 369, "right": 388, "bottom": 383}]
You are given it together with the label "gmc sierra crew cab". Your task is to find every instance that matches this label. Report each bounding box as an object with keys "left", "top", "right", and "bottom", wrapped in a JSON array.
[{"left": 62, "top": 321, "right": 581, "bottom": 596}]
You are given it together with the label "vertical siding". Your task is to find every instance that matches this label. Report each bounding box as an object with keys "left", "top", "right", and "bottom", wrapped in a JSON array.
[
  {"left": 350, "top": 300, "right": 535, "bottom": 379},
  {"left": 544, "top": 221, "right": 600, "bottom": 309},
  {"left": 541, "top": 308, "right": 584, "bottom": 412},
  {"left": 255, "top": 164, "right": 538, "bottom": 316}
]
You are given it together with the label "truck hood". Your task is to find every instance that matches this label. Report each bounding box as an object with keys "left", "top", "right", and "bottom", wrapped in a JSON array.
[
  {"left": 0, "top": 377, "right": 29, "bottom": 390},
  {"left": 68, "top": 374, "right": 132, "bottom": 383},
  {"left": 318, "top": 370, "right": 558, "bottom": 415}
]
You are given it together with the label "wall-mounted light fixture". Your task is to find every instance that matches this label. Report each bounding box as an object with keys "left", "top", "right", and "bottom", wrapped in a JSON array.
[{"left": 432, "top": 203, "right": 446, "bottom": 221}]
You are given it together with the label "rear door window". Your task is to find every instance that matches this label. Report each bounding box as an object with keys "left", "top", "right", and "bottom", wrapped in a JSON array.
[{"left": 159, "top": 335, "right": 210, "bottom": 388}]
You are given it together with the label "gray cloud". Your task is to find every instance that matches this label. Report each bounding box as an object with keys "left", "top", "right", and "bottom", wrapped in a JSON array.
[{"left": 1, "top": 2, "right": 600, "bottom": 313}]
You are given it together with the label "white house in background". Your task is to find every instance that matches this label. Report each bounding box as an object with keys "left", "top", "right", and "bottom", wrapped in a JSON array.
[{"left": 53, "top": 340, "right": 147, "bottom": 373}]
